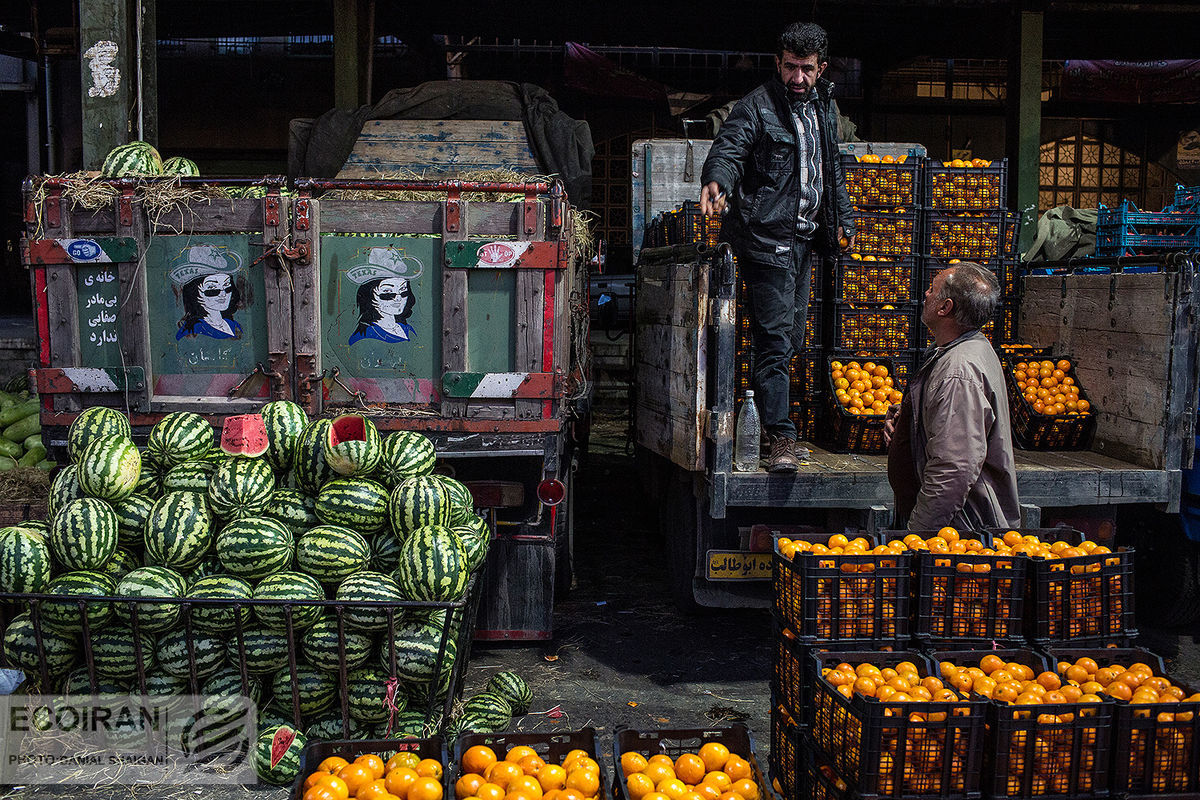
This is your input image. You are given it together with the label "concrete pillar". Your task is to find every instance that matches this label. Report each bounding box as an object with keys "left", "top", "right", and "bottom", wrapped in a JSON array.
[
  {"left": 1006, "top": 9, "right": 1044, "bottom": 257},
  {"left": 79, "top": 0, "right": 156, "bottom": 168},
  {"left": 334, "top": 0, "right": 372, "bottom": 109}
]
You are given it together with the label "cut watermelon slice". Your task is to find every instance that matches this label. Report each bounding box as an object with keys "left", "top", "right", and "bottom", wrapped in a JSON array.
[
  {"left": 269, "top": 725, "right": 296, "bottom": 769},
  {"left": 220, "top": 413, "right": 270, "bottom": 457},
  {"left": 325, "top": 414, "right": 381, "bottom": 476}
]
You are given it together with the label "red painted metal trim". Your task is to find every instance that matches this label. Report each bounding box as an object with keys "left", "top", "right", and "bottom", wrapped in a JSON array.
[
  {"left": 34, "top": 268, "right": 51, "bottom": 411},
  {"left": 38, "top": 411, "right": 562, "bottom": 434},
  {"left": 298, "top": 179, "right": 550, "bottom": 193},
  {"left": 542, "top": 269, "right": 555, "bottom": 418},
  {"left": 472, "top": 630, "right": 552, "bottom": 641}
]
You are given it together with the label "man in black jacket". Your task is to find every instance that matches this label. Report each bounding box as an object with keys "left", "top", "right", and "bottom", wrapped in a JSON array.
[{"left": 701, "top": 22, "right": 855, "bottom": 472}]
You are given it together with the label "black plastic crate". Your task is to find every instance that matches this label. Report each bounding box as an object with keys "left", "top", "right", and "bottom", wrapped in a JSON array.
[
  {"left": 738, "top": 282, "right": 822, "bottom": 347},
  {"left": 833, "top": 303, "right": 918, "bottom": 351},
  {"left": 788, "top": 349, "right": 825, "bottom": 399},
  {"left": 455, "top": 728, "right": 608, "bottom": 799},
  {"left": 289, "top": 736, "right": 450, "bottom": 800},
  {"left": 855, "top": 210, "right": 921, "bottom": 257},
  {"left": 823, "top": 354, "right": 912, "bottom": 454},
  {"left": 918, "top": 307, "right": 1006, "bottom": 349},
  {"left": 924, "top": 212, "right": 1007, "bottom": 261},
  {"left": 919, "top": 257, "right": 1017, "bottom": 297},
  {"left": 836, "top": 256, "right": 919, "bottom": 303},
  {"left": 773, "top": 532, "right": 912, "bottom": 647},
  {"left": 773, "top": 621, "right": 829, "bottom": 726},
  {"left": 664, "top": 201, "right": 723, "bottom": 248},
  {"left": 612, "top": 724, "right": 768, "bottom": 800},
  {"left": 809, "top": 649, "right": 986, "bottom": 800},
  {"left": 924, "top": 159, "right": 1008, "bottom": 211},
  {"left": 772, "top": 700, "right": 804, "bottom": 799},
  {"left": 830, "top": 349, "right": 920, "bottom": 391},
  {"left": 790, "top": 398, "right": 825, "bottom": 441},
  {"left": 842, "top": 156, "right": 924, "bottom": 208},
  {"left": 1002, "top": 353, "right": 1098, "bottom": 451},
  {"left": 802, "top": 734, "right": 855, "bottom": 800}
]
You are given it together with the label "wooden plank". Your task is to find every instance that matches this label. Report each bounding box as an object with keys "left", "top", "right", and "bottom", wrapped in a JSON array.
[
  {"left": 149, "top": 201, "right": 262, "bottom": 234},
  {"left": 119, "top": 194, "right": 153, "bottom": 412},
  {"left": 293, "top": 198, "right": 322, "bottom": 415},
  {"left": 445, "top": 240, "right": 560, "bottom": 270},
  {"left": 80, "top": 0, "right": 133, "bottom": 169},
  {"left": 513, "top": 200, "right": 544, "bottom": 423},
  {"left": 316, "top": 200, "right": 524, "bottom": 237},
  {"left": 337, "top": 120, "right": 539, "bottom": 179},
  {"left": 263, "top": 196, "right": 293, "bottom": 400},
  {"left": 464, "top": 404, "right": 517, "bottom": 421},
  {"left": 68, "top": 208, "right": 119, "bottom": 234},
  {"left": 149, "top": 397, "right": 265, "bottom": 415},
  {"left": 27, "top": 237, "right": 138, "bottom": 264},
  {"left": 32, "top": 366, "right": 144, "bottom": 393},
  {"left": 441, "top": 199, "right": 469, "bottom": 421},
  {"left": 1170, "top": 268, "right": 1200, "bottom": 471}
]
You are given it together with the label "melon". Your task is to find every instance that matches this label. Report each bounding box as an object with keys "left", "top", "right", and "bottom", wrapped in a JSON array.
[{"left": 219, "top": 414, "right": 270, "bottom": 457}]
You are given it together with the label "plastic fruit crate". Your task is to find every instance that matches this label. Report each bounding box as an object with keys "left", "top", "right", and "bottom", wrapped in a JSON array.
[
  {"left": 924, "top": 212, "right": 1006, "bottom": 260},
  {"left": 789, "top": 398, "right": 824, "bottom": 441},
  {"left": 924, "top": 159, "right": 1008, "bottom": 211},
  {"left": 737, "top": 288, "right": 822, "bottom": 348},
  {"left": 823, "top": 354, "right": 911, "bottom": 454},
  {"left": 830, "top": 349, "right": 919, "bottom": 391},
  {"left": 854, "top": 210, "right": 920, "bottom": 257},
  {"left": 809, "top": 649, "right": 986, "bottom": 800},
  {"left": 836, "top": 256, "right": 919, "bottom": 303},
  {"left": 1003, "top": 353, "right": 1098, "bottom": 451},
  {"left": 773, "top": 532, "right": 911, "bottom": 646},
  {"left": 842, "top": 155, "right": 923, "bottom": 208},
  {"left": 803, "top": 734, "right": 855, "bottom": 800},
  {"left": 1172, "top": 184, "right": 1200, "bottom": 215},
  {"left": 789, "top": 349, "right": 825, "bottom": 398},
  {"left": 663, "top": 201, "right": 723, "bottom": 248},
  {"left": 772, "top": 622, "right": 831, "bottom": 726},
  {"left": 612, "top": 724, "right": 768, "bottom": 800},
  {"left": 880, "top": 529, "right": 1028, "bottom": 647},
  {"left": 455, "top": 728, "right": 608, "bottom": 799},
  {"left": 772, "top": 701, "right": 803, "bottom": 799},
  {"left": 289, "top": 736, "right": 449, "bottom": 800},
  {"left": 1095, "top": 200, "right": 1200, "bottom": 258},
  {"left": 833, "top": 303, "right": 917, "bottom": 351},
  {"left": 919, "top": 256, "right": 1017, "bottom": 297}
]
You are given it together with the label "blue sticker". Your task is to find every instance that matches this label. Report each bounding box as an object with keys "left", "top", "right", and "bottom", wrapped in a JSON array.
[{"left": 67, "top": 240, "right": 102, "bottom": 261}]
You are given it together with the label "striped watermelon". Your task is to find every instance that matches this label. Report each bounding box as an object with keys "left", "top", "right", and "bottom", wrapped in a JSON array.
[
  {"left": 369, "top": 532, "right": 403, "bottom": 573},
  {"left": 68, "top": 407, "right": 133, "bottom": 462},
  {"left": 325, "top": 414, "right": 382, "bottom": 477},
  {"left": 315, "top": 478, "right": 389, "bottom": 533},
  {"left": 225, "top": 625, "right": 291, "bottom": 674},
  {"left": 146, "top": 412, "right": 214, "bottom": 468},
  {"left": 377, "top": 614, "right": 455, "bottom": 683},
  {"left": 141, "top": 668, "right": 190, "bottom": 697},
  {"left": 453, "top": 520, "right": 490, "bottom": 574},
  {"left": 155, "top": 629, "right": 227, "bottom": 679},
  {"left": 20, "top": 520, "right": 49, "bottom": 536},
  {"left": 259, "top": 401, "right": 308, "bottom": 473},
  {"left": 300, "top": 616, "right": 374, "bottom": 671},
  {"left": 186, "top": 556, "right": 226, "bottom": 588},
  {"left": 389, "top": 475, "right": 453, "bottom": 538},
  {"left": 385, "top": 710, "right": 427, "bottom": 739},
  {"left": 88, "top": 623, "right": 155, "bottom": 680},
  {"left": 50, "top": 497, "right": 118, "bottom": 571},
  {"left": 186, "top": 574, "right": 253, "bottom": 634},
  {"left": 162, "top": 460, "right": 217, "bottom": 493},
  {"left": 487, "top": 670, "right": 532, "bottom": 715},
  {"left": 215, "top": 517, "right": 294, "bottom": 580},
  {"left": 346, "top": 665, "right": 395, "bottom": 724},
  {"left": 335, "top": 571, "right": 405, "bottom": 632},
  {"left": 134, "top": 456, "right": 164, "bottom": 499},
  {"left": 143, "top": 491, "right": 212, "bottom": 570},
  {"left": 292, "top": 419, "right": 335, "bottom": 495},
  {"left": 114, "top": 566, "right": 187, "bottom": 633},
  {"left": 40, "top": 570, "right": 116, "bottom": 633},
  {"left": 256, "top": 706, "right": 298, "bottom": 736},
  {"left": 208, "top": 457, "right": 275, "bottom": 521},
  {"left": 4, "top": 612, "right": 77, "bottom": 679},
  {"left": 253, "top": 725, "right": 306, "bottom": 786},
  {"left": 112, "top": 493, "right": 155, "bottom": 547},
  {"left": 76, "top": 436, "right": 141, "bottom": 502},
  {"left": 201, "top": 664, "right": 262, "bottom": 705},
  {"left": 295, "top": 525, "right": 370, "bottom": 584},
  {"left": 0, "top": 526, "right": 52, "bottom": 593},
  {"left": 269, "top": 666, "right": 337, "bottom": 717},
  {"left": 252, "top": 572, "right": 325, "bottom": 632},
  {"left": 305, "top": 713, "right": 368, "bottom": 741},
  {"left": 375, "top": 431, "right": 437, "bottom": 488},
  {"left": 60, "top": 665, "right": 129, "bottom": 698},
  {"left": 48, "top": 464, "right": 86, "bottom": 519},
  {"left": 436, "top": 476, "right": 476, "bottom": 525},
  {"left": 100, "top": 141, "right": 163, "bottom": 177},
  {"left": 461, "top": 691, "right": 512, "bottom": 728},
  {"left": 393, "top": 525, "right": 468, "bottom": 601},
  {"left": 161, "top": 156, "right": 200, "bottom": 176},
  {"left": 99, "top": 547, "right": 139, "bottom": 583},
  {"left": 263, "top": 488, "right": 318, "bottom": 534}
]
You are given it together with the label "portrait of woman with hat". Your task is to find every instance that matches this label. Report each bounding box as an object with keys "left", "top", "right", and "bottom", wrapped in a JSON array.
[
  {"left": 171, "top": 244, "right": 245, "bottom": 341},
  {"left": 347, "top": 247, "right": 422, "bottom": 346}
]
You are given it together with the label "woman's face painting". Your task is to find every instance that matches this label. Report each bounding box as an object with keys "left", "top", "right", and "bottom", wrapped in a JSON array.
[
  {"left": 198, "top": 274, "right": 233, "bottom": 314},
  {"left": 373, "top": 278, "right": 409, "bottom": 317}
]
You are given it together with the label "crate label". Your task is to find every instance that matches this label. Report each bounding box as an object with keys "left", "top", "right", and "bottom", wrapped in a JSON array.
[{"left": 706, "top": 550, "right": 772, "bottom": 580}]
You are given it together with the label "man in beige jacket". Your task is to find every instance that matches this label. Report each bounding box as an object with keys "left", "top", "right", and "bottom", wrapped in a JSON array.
[{"left": 884, "top": 262, "right": 1021, "bottom": 530}]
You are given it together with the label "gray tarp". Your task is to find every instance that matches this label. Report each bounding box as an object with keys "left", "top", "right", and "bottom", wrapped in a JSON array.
[
  {"left": 288, "top": 80, "right": 594, "bottom": 209},
  {"left": 1023, "top": 205, "right": 1098, "bottom": 262}
]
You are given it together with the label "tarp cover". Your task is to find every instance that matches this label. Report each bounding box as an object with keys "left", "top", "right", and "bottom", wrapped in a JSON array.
[
  {"left": 288, "top": 80, "right": 594, "bottom": 208},
  {"left": 1023, "top": 205, "right": 1098, "bottom": 262}
]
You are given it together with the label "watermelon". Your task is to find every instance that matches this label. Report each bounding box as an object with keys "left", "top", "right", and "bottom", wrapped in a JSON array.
[
  {"left": 76, "top": 436, "right": 141, "bottom": 502},
  {"left": 134, "top": 456, "right": 164, "bottom": 499},
  {"left": 186, "top": 555, "right": 226, "bottom": 588},
  {"left": 141, "top": 668, "right": 190, "bottom": 697},
  {"left": 259, "top": 400, "right": 308, "bottom": 473},
  {"left": 252, "top": 572, "right": 326, "bottom": 632},
  {"left": 394, "top": 525, "right": 468, "bottom": 602},
  {"left": 256, "top": 705, "right": 299, "bottom": 737},
  {"left": 114, "top": 566, "right": 187, "bottom": 633},
  {"left": 146, "top": 412, "right": 214, "bottom": 468},
  {"left": 220, "top": 413, "right": 269, "bottom": 457},
  {"left": 3, "top": 612, "right": 77, "bottom": 677},
  {"left": 60, "top": 665, "right": 129, "bottom": 698},
  {"left": 202, "top": 664, "right": 262, "bottom": 705},
  {"left": 99, "top": 547, "right": 140, "bottom": 583},
  {"left": 454, "top": 520, "right": 490, "bottom": 574},
  {"left": 315, "top": 478, "right": 389, "bottom": 533},
  {"left": 88, "top": 623, "right": 155, "bottom": 680},
  {"left": 162, "top": 156, "right": 200, "bottom": 176},
  {"left": 208, "top": 457, "right": 275, "bottom": 521},
  {"left": 155, "top": 629, "right": 227, "bottom": 679},
  {"left": 346, "top": 665, "right": 397, "bottom": 724},
  {"left": 100, "top": 141, "right": 163, "bottom": 177},
  {"left": 263, "top": 488, "right": 319, "bottom": 534},
  {"left": 39, "top": 570, "right": 116, "bottom": 633},
  {"left": 335, "top": 571, "right": 405, "bottom": 632},
  {"left": 143, "top": 491, "right": 212, "bottom": 570},
  {"left": 48, "top": 464, "right": 86, "bottom": 519},
  {"left": 49, "top": 497, "right": 119, "bottom": 571},
  {"left": 300, "top": 616, "right": 374, "bottom": 671},
  {"left": 375, "top": 431, "right": 437, "bottom": 488},
  {"left": 112, "top": 493, "right": 155, "bottom": 547},
  {"left": 253, "top": 725, "right": 306, "bottom": 786},
  {"left": 377, "top": 614, "right": 456, "bottom": 684},
  {"left": 369, "top": 532, "right": 403, "bottom": 573},
  {"left": 461, "top": 691, "right": 512, "bottom": 728},
  {"left": 385, "top": 710, "right": 427, "bottom": 739},
  {"left": 436, "top": 475, "right": 476, "bottom": 525},
  {"left": 225, "top": 625, "right": 291, "bottom": 674},
  {"left": 389, "top": 475, "right": 453, "bottom": 537},
  {"left": 325, "top": 414, "right": 382, "bottom": 477},
  {"left": 186, "top": 574, "right": 253, "bottom": 634},
  {"left": 269, "top": 666, "right": 337, "bottom": 717},
  {"left": 295, "top": 525, "right": 370, "bottom": 584},
  {"left": 0, "top": 526, "right": 52, "bottom": 593},
  {"left": 487, "top": 670, "right": 533, "bottom": 716},
  {"left": 215, "top": 517, "right": 294, "bottom": 580},
  {"left": 305, "top": 713, "right": 368, "bottom": 741},
  {"left": 293, "top": 419, "right": 335, "bottom": 495},
  {"left": 68, "top": 407, "right": 134, "bottom": 463},
  {"left": 162, "top": 460, "right": 217, "bottom": 493},
  {"left": 18, "top": 520, "right": 49, "bottom": 536}
]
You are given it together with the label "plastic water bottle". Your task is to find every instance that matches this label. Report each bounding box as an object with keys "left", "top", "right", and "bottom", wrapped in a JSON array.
[{"left": 734, "top": 390, "right": 761, "bottom": 472}]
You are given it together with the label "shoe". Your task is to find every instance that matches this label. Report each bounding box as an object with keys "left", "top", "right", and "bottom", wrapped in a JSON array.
[
  {"left": 761, "top": 434, "right": 811, "bottom": 462},
  {"left": 767, "top": 435, "right": 800, "bottom": 473}
]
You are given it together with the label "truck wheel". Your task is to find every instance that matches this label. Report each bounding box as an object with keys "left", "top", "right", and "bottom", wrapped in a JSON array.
[
  {"left": 663, "top": 468, "right": 704, "bottom": 615},
  {"left": 553, "top": 464, "right": 576, "bottom": 599},
  {"left": 1131, "top": 509, "right": 1200, "bottom": 628}
]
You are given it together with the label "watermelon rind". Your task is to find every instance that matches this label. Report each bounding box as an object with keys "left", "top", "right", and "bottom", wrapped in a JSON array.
[
  {"left": 201, "top": 664, "right": 263, "bottom": 706},
  {"left": 141, "top": 668, "right": 191, "bottom": 698},
  {"left": 292, "top": 419, "right": 335, "bottom": 495},
  {"left": 377, "top": 614, "right": 456, "bottom": 684},
  {"left": 112, "top": 493, "right": 156, "bottom": 547},
  {"left": 263, "top": 488, "right": 319, "bottom": 534},
  {"left": 101, "top": 141, "right": 163, "bottom": 177},
  {"left": 324, "top": 414, "right": 382, "bottom": 477},
  {"left": 253, "top": 725, "right": 306, "bottom": 786},
  {"left": 155, "top": 629, "right": 227, "bottom": 679},
  {"left": 436, "top": 475, "right": 476, "bottom": 526},
  {"left": 59, "top": 665, "right": 130, "bottom": 698},
  {"left": 315, "top": 477, "right": 389, "bottom": 534},
  {"left": 76, "top": 436, "right": 141, "bottom": 502},
  {"left": 208, "top": 457, "right": 276, "bottom": 521},
  {"left": 259, "top": 400, "right": 308, "bottom": 473},
  {"left": 295, "top": 525, "right": 370, "bottom": 585},
  {"left": 49, "top": 497, "right": 119, "bottom": 571},
  {"left": 114, "top": 565, "right": 187, "bottom": 633},
  {"left": 269, "top": 666, "right": 337, "bottom": 717},
  {"left": 369, "top": 531, "right": 403, "bottom": 573},
  {"left": 460, "top": 691, "right": 512, "bottom": 727},
  {"left": 300, "top": 616, "right": 374, "bottom": 672},
  {"left": 68, "top": 407, "right": 133, "bottom": 463},
  {"left": 375, "top": 431, "right": 437, "bottom": 489},
  {"left": 161, "top": 156, "right": 200, "bottom": 176},
  {"left": 305, "top": 712, "right": 368, "bottom": 742},
  {"left": 48, "top": 464, "right": 86, "bottom": 519},
  {"left": 389, "top": 475, "right": 453, "bottom": 538},
  {"left": 162, "top": 460, "right": 217, "bottom": 494},
  {"left": 99, "top": 547, "right": 140, "bottom": 584},
  {"left": 3, "top": 612, "right": 78, "bottom": 677},
  {"left": 143, "top": 491, "right": 212, "bottom": 570},
  {"left": 252, "top": 572, "right": 326, "bottom": 632},
  {"left": 186, "top": 574, "right": 253, "bottom": 634},
  {"left": 88, "top": 623, "right": 156, "bottom": 680},
  {"left": 225, "top": 625, "right": 292, "bottom": 675},
  {"left": 134, "top": 456, "right": 164, "bottom": 499},
  {"left": 345, "top": 665, "right": 397, "bottom": 724},
  {"left": 0, "top": 526, "right": 53, "bottom": 594},
  {"left": 393, "top": 524, "right": 468, "bottom": 602},
  {"left": 146, "top": 412, "right": 214, "bottom": 469},
  {"left": 40, "top": 570, "right": 117, "bottom": 633},
  {"left": 487, "top": 669, "right": 533, "bottom": 716},
  {"left": 215, "top": 517, "right": 294, "bottom": 580},
  {"left": 335, "top": 571, "right": 405, "bottom": 632}
]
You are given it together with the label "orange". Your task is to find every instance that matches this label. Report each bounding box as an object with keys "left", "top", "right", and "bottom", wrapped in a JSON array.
[
  {"left": 621, "top": 753, "right": 649, "bottom": 777},
  {"left": 536, "top": 765, "right": 568, "bottom": 793},
  {"left": 487, "top": 762, "right": 526, "bottom": 790},
  {"left": 675, "top": 754, "right": 706, "bottom": 785},
  {"left": 388, "top": 768, "right": 421, "bottom": 799},
  {"left": 457, "top": 775, "right": 487, "bottom": 799},
  {"left": 717, "top": 793, "right": 746, "bottom": 800},
  {"left": 1036, "top": 672, "right": 1061, "bottom": 691},
  {"left": 731, "top": 780, "right": 758, "bottom": 800},
  {"left": 307, "top": 773, "right": 333, "bottom": 791},
  {"left": 476, "top": 785, "right": 507, "bottom": 800},
  {"left": 642, "top": 762, "right": 676, "bottom": 786},
  {"left": 516, "top": 756, "right": 545, "bottom": 777},
  {"left": 979, "top": 655, "right": 1004, "bottom": 674},
  {"left": 694, "top": 784, "right": 721, "bottom": 800},
  {"left": 723, "top": 755, "right": 751, "bottom": 782},
  {"left": 543, "top": 792, "right": 561, "bottom": 800},
  {"left": 699, "top": 742, "right": 730, "bottom": 773},
  {"left": 306, "top": 787, "right": 342, "bottom": 800},
  {"left": 320, "top": 776, "right": 351, "bottom": 800},
  {"left": 1106, "top": 682, "right": 1133, "bottom": 701},
  {"left": 340, "top": 764, "right": 378, "bottom": 796},
  {"left": 507, "top": 747, "right": 538, "bottom": 764},
  {"left": 565, "top": 770, "right": 599, "bottom": 798},
  {"left": 505, "top": 792, "right": 538, "bottom": 800},
  {"left": 1075, "top": 657, "right": 1099, "bottom": 674},
  {"left": 360, "top": 780, "right": 394, "bottom": 800},
  {"left": 573, "top": 758, "right": 600, "bottom": 775},
  {"left": 626, "top": 774, "right": 655, "bottom": 800},
  {"left": 562, "top": 751, "right": 590, "bottom": 772},
  {"left": 559, "top": 791, "right": 587, "bottom": 800},
  {"left": 417, "top": 760, "right": 444, "bottom": 780},
  {"left": 410, "top": 778, "right": 445, "bottom": 800},
  {"left": 702, "top": 772, "right": 733, "bottom": 792},
  {"left": 321, "top": 757, "right": 352, "bottom": 774},
  {"left": 656, "top": 778, "right": 688, "bottom": 800},
  {"left": 463, "top": 746, "right": 499, "bottom": 776},
  {"left": 358, "top": 755, "right": 388, "bottom": 780},
  {"left": 647, "top": 755, "right": 675, "bottom": 769},
  {"left": 510, "top": 776, "right": 544, "bottom": 799}
]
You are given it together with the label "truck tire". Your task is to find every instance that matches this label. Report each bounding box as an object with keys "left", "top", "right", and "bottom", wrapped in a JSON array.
[
  {"left": 663, "top": 468, "right": 704, "bottom": 615},
  {"left": 1131, "top": 508, "right": 1200, "bottom": 628},
  {"left": 554, "top": 465, "right": 576, "bottom": 599}
]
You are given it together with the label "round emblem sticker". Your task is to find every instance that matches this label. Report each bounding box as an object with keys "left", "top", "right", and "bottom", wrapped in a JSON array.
[
  {"left": 66, "top": 240, "right": 103, "bottom": 261},
  {"left": 478, "top": 243, "right": 516, "bottom": 266}
]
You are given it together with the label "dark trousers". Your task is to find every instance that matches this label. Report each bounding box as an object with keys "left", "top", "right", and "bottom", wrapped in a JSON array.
[{"left": 742, "top": 242, "right": 813, "bottom": 440}]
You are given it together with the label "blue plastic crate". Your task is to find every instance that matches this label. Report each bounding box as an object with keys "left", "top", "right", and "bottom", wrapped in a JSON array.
[
  {"left": 1094, "top": 199, "right": 1200, "bottom": 257},
  {"left": 1173, "top": 183, "right": 1200, "bottom": 214}
]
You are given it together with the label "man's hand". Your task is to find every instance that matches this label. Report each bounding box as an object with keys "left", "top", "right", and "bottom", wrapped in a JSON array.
[
  {"left": 838, "top": 226, "right": 855, "bottom": 252},
  {"left": 883, "top": 402, "right": 901, "bottom": 446},
  {"left": 700, "top": 182, "right": 726, "bottom": 216}
]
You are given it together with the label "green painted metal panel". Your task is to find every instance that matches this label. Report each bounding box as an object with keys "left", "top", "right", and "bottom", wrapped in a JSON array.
[
  {"left": 144, "top": 235, "right": 270, "bottom": 397},
  {"left": 77, "top": 264, "right": 122, "bottom": 368},
  {"left": 467, "top": 268, "right": 516, "bottom": 374}
]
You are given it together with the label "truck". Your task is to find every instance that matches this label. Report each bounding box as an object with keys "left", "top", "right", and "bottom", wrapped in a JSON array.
[{"left": 632, "top": 137, "right": 1200, "bottom": 611}]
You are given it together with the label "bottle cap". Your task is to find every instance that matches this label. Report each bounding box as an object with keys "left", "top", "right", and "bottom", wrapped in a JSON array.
[{"left": 745, "top": 390, "right": 754, "bottom": 397}]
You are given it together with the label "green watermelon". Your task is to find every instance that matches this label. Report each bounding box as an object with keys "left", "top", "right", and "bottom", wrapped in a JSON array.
[
  {"left": 99, "top": 547, "right": 140, "bottom": 583},
  {"left": 293, "top": 419, "right": 335, "bottom": 495},
  {"left": 3, "top": 612, "right": 77, "bottom": 676},
  {"left": 201, "top": 664, "right": 262, "bottom": 705},
  {"left": 219, "top": 413, "right": 269, "bottom": 457},
  {"left": 436, "top": 475, "right": 476, "bottom": 526},
  {"left": 253, "top": 725, "right": 306, "bottom": 786},
  {"left": 40, "top": 570, "right": 116, "bottom": 633},
  {"left": 162, "top": 460, "right": 217, "bottom": 493},
  {"left": 346, "top": 665, "right": 397, "bottom": 724},
  {"left": 394, "top": 525, "right": 468, "bottom": 601},
  {"left": 48, "top": 464, "right": 85, "bottom": 519},
  {"left": 377, "top": 614, "right": 456, "bottom": 684},
  {"left": 369, "top": 531, "right": 403, "bottom": 573},
  {"left": 100, "top": 141, "right": 163, "bottom": 177},
  {"left": 384, "top": 710, "right": 427, "bottom": 739},
  {"left": 300, "top": 616, "right": 374, "bottom": 671},
  {"left": 155, "top": 629, "right": 227, "bottom": 679},
  {"left": 315, "top": 477, "right": 389, "bottom": 533},
  {"left": 114, "top": 566, "right": 187, "bottom": 633},
  {"left": 225, "top": 625, "right": 292, "bottom": 674},
  {"left": 60, "top": 666, "right": 129, "bottom": 698},
  {"left": 67, "top": 407, "right": 133, "bottom": 463},
  {"left": 454, "top": 520, "right": 490, "bottom": 574},
  {"left": 256, "top": 705, "right": 299, "bottom": 736},
  {"left": 325, "top": 414, "right": 382, "bottom": 477},
  {"left": 305, "top": 713, "right": 368, "bottom": 741},
  {"left": 389, "top": 475, "right": 453, "bottom": 537},
  {"left": 208, "top": 457, "right": 275, "bottom": 521},
  {"left": 252, "top": 571, "right": 325, "bottom": 632},
  {"left": 49, "top": 497, "right": 118, "bottom": 571},
  {"left": 375, "top": 431, "right": 437, "bottom": 488},
  {"left": 112, "top": 493, "right": 155, "bottom": 547},
  {"left": 295, "top": 525, "right": 370, "bottom": 584},
  {"left": 335, "top": 571, "right": 405, "bottom": 632},
  {"left": 186, "top": 574, "right": 253, "bottom": 634},
  {"left": 76, "top": 436, "right": 141, "bottom": 502},
  {"left": 140, "top": 667, "right": 190, "bottom": 697},
  {"left": 134, "top": 456, "right": 164, "bottom": 499},
  {"left": 185, "top": 555, "right": 225, "bottom": 589},
  {"left": 461, "top": 691, "right": 512, "bottom": 728},
  {"left": 270, "top": 666, "right": 337, "bottom": 717},
  {"left": 146, "top": 412, "right": 214, "bottom": 468},
  {"left": 143, "top": 491, "right": 212, "bottom": 570},
  {"left": 487, "top": 670, "right": 533, "bottom": 716},
  {"left": 161, "top": 156, "right": 200, "bottom": 176},
  {"left": 0, "top": 525, "right": 52, "bottom": 593},
  {"left": 259, "top": 400, "right": 308, "bottom": 473},
  {"left": 88, "top": 623, "right": 155, "bottom": 680},
  {"left": 215, "top": 517, "right": 294, "bottom": 580},
  {"left": 263, "top": 488, "right": 319, "bottom": 534}
]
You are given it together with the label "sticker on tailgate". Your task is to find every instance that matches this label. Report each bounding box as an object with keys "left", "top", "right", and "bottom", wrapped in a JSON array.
[{"left": 706, "top": 550, "right": 772, "bottom": 580}]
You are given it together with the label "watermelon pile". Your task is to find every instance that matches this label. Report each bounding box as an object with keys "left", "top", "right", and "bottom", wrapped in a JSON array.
[
  {"left": 441, "top": 669, "right": 534, "bottom": 740},
  {"left": 0, "top": 402, "right": 493, "bottom": 782},
  {"left": 100, "top": 142, "right": 202, "bottom": 178}
]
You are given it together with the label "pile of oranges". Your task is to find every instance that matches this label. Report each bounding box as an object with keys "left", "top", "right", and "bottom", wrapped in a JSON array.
[
  {"left": 992, "top": 529, "right": 1114, "bottom": 561},
  {"left": 830, "top": 360, "right": 903, "bottom": 417},
  {"left": 302, "top": 753, "right": 445, "bottom": 800},
  {"left": 927, "top": 214, "right": 1003, "bottom": 259},
  {"left": 929, "top": 160, "right": 1002, "bottom": 210},
  {"left": 839, "top": 257, "right": 912, "bottom": 303},
  {"left": 856, "top": 153, "right": 908, "bottom": 164},
  {"left": 618, "top": 742, "right": 760, "bottom": 800},
  {"left": 1052, "top": 655, "right": 1200, "bottom": 710},
  {"left": 455, "top": 744, "right": 602, "bottom": 800},
  {"left": 1011, "top": 358, "right": 1092, "bottom": 417},
  {"left": 845, "top": 161, "right": 915, "bottom": 206},
  {"left": 821, "top": 659, "right": 963, "bottom": 710},
  {"left": 853, "top": 213, "right": 916, "bottom": 257}
]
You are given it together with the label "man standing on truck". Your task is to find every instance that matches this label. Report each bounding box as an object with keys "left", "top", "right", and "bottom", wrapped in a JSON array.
[
  {"left": 699, "top": 21, "right": 855, "bottom": 473},
  {"left": 884, "top": 262, "right": 1021, "bottom": 530}
]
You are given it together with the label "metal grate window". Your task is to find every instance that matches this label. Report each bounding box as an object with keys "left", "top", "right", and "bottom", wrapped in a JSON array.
[
  {"left": 214, "top": 36, "right": 257, "bottom": 55},
  {"left": 1038, "top": 129, "right": 1174, "bottom": 213}
]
